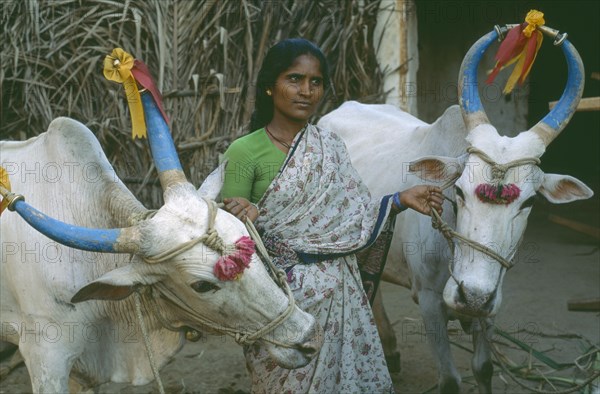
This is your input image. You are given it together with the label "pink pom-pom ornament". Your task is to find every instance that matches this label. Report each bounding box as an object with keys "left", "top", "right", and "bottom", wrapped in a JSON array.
[
  {"left": 214, "top": 257, "right": 241, "bottom": 281},
  {"left": 475, "top": 183, "right": 521, "bottom": 205},
  {"left": 213, "top": 236, "right": 256, "bottom": 281}
]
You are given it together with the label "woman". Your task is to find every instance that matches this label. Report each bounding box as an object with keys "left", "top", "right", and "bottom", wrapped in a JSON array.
[{"left": 221, "top": 38, "right": 443, "bottom": 393}]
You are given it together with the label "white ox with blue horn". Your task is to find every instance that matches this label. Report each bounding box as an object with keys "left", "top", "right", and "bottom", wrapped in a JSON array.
[
  {"left": 0, "top": 90, "right": 322, "bottom": 392},
  {"left": 319, "top": 24, "right": 593, "bottom": 393}
]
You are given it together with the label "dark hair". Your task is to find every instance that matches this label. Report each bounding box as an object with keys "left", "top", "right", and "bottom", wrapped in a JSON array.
[{"left": 249, "top": 38, "right": 330, "bottom": 132}]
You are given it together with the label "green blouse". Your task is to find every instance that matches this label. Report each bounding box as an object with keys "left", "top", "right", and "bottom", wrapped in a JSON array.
[{"left": 221, "top": 128, "right": 287, "bottom": 204}]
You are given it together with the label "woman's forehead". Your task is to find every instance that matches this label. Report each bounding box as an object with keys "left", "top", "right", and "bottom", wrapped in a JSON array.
[{"left": 284, "top": 54, "right": 323, "bottom": 76}]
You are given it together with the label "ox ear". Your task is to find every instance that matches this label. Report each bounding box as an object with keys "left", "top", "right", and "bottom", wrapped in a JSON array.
[
  {"left": 409, "top": 155, "right": 466, "bottom": 183},
  {"left": 71, "top": 263, "right": 165, "bottom": 303},
  {"left": 197, "top": 160, "right": 227, "bottom": 200},
  {"left": 538, "top": 174, "right": 594, "bottom": 204}
]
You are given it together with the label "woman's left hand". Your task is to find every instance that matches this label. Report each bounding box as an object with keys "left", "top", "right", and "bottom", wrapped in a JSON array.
[
  {"left": 398, "top": 185, "right": 445, "bottom": 216},
  {"left": 223, "top": 197, "right": 259, "bottom": 222}
]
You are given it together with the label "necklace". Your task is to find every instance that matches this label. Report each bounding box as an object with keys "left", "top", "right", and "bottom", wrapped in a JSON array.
[{"left": 265, "top": 126, "right": 292, "bottom": 150}]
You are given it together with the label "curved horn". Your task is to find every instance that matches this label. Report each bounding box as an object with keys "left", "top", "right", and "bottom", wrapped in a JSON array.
[
  {"left": 529, "top": 39, "right": 584, "bottom": 146},
  {"left": 141, "top": 92, "right": 188, "bottom": 190},
  {"left": 8, "top": 198, "right": 141, "bottom": 254},
  {"left": 458, "top": 30, "right": 498, "bottom": 131}
]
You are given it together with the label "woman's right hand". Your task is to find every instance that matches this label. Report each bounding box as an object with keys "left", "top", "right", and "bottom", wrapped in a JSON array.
[
  {"left": 395, "top": 186, "right": 444, "bottom": 216},
  {"left": 223, "top": 197, "right": 259, "bottom": 222}
]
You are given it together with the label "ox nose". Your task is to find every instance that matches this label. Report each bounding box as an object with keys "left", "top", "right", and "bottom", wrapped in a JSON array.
[
  {"left": 299, "top": 340, "right": 320, "bottom": 359},
  {"left": 298, "top": 322, "right": 324, "bottom": 359},
  {"left": 456, "top": 281, "right": 497, "bottom": 317}
]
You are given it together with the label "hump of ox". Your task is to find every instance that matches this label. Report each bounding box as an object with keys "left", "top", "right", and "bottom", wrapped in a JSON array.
[
  {"left": 320, "top": 22, "right": 593, "bottom": 393},
  {"left": 0, "top": 80, "right": 322, "bottom": 392}
]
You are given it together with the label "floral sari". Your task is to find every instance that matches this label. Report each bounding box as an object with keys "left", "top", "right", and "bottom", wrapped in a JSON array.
[{"left": 245, "top": 124, "right": 395, "bottom": 393}]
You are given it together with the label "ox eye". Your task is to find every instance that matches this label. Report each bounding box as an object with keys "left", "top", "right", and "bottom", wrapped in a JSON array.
[
  {"left": 454, "top": 186, "right": 465, "bottom": 201},
  {"left": 191, "top": 281, "right": 220, "bottom": 294},
  {"left": 451, "top": 200, "right": 458, "bottom": 215},
  {"left": 520, "top": 196, "right": 535, "bottom": 210}
]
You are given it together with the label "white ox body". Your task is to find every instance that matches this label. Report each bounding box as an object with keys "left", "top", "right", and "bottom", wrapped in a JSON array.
[
  {"left": 319, "top": 101, "right": 469, "bottom": 381},
  {"left": 0, "top": 118, "right": 321, "bottom": 392},
  {"left": 318, "top": 101, "right": 593, "bottom": 392}
]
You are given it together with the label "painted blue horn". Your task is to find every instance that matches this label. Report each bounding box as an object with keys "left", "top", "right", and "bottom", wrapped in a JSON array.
[
  {"left": 7, "top": 197, "right": 140, "bottom": 254},
  {"left": 459, "top": 25, "right": 585, "bottom": 144},
  {"left": 458, "top": 30, "right": 498, "bottom": 131},
  {"left": 529, "top": 39, "right": 584, "bottom": 146},
  {"left": 141, "top": 92, "right": 188, "bottom": 190}
]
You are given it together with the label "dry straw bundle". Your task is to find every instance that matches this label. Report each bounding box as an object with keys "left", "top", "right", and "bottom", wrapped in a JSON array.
[{"left": 2, "top": 0, "right": 384, "bottom": 207}]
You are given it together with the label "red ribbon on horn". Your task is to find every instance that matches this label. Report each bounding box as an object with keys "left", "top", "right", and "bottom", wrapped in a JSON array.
[
  {"left": 486, "top": 10, "right": 545, "bottom": 94},
  {"left": 131, "top": 59, "right": 169, "bottom": 124}
]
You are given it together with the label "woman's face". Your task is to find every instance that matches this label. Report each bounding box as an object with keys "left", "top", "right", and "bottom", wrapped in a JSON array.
[{"left": 271, "top": 54, "right": 324, "bottom": 126}]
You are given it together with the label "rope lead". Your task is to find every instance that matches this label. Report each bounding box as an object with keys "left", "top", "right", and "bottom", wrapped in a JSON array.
[
  {"left": 135, "top": 199, "right": 297, "bottom": 393},
  {"left": 431, "top": 147, "right": 543, "bottom": 271}
]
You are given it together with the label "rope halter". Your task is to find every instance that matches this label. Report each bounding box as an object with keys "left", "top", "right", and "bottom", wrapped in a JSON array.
[
  {"left": 431, "top": 147, "right": 541, "bottom": 272},
  {"left": 141, "top": 197, "right": 296, "bottom": 347},
  {"left": 143, "top": 198, "right": 229, "bottom": 264},
  {"left": 467, "top": 146, "right": 541, "bottom": 184}
]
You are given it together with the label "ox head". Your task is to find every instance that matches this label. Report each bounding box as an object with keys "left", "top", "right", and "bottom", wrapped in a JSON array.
[
  {"left": 5, "top": 93, "right": 322, "bottom": 368},
  {"left": 411, "top": 27, "right": 593, "bottom": 318}
]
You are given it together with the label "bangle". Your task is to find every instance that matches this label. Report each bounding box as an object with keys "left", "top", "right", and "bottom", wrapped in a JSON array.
[{"left": 393, "top": 192, "right": 408, "bottom": 212}]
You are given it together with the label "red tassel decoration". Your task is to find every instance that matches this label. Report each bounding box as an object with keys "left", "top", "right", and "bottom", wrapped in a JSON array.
[
  {"left": 213, "top": 236, "right": 256, "bottom": 281},
  {"left": 214, "top": 256, "right": 241, "bottom": 281},
  {"left": 234, "top": 236, "right": 256, "bottom": 266},
  {"left": 486, "top": 10, "right": 545, "bottom": 94}
]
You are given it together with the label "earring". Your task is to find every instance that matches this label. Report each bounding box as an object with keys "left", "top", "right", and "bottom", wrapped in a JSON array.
[{"left": 266, "top": 89, "right": 272, "bottom": 96}]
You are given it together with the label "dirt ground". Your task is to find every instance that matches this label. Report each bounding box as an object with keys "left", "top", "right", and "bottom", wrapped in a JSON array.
[{"left": 1, "top": 198, "right": 598, "bottom": 394}]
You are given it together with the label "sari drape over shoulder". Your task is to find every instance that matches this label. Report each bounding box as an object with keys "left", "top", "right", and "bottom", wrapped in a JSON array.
[{"left": 256, "top": 124, "right": 393, "bottom": 259}]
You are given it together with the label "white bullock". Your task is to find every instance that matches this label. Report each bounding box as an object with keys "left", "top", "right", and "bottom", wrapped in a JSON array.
[
  {"left": 319, "top": 26, "right": 593, "bottom": 393},
  {"left": 0, "top": 93, "right": 322, "bottom": 393}
]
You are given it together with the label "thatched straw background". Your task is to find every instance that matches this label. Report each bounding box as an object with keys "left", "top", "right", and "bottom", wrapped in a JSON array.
[{"left": 2, "top": 0, "right": 385, "bottom": 207}]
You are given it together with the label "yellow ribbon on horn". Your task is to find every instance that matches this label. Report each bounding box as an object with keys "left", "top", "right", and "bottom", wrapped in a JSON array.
[
  {"left": 103, "top": 48, "right": 147, "bottom": 139},
  {"left": 0, "top": 166, "right": 12, "bottom": 215},
  {"left": 487, "top": 10, "right": 545, "bottom": 94},
  {"left": 502, "top": 10, "right": 545, "bottom": 94},
  {"left": 522, "top": 10, "right": 545, "bottom": 38}
]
